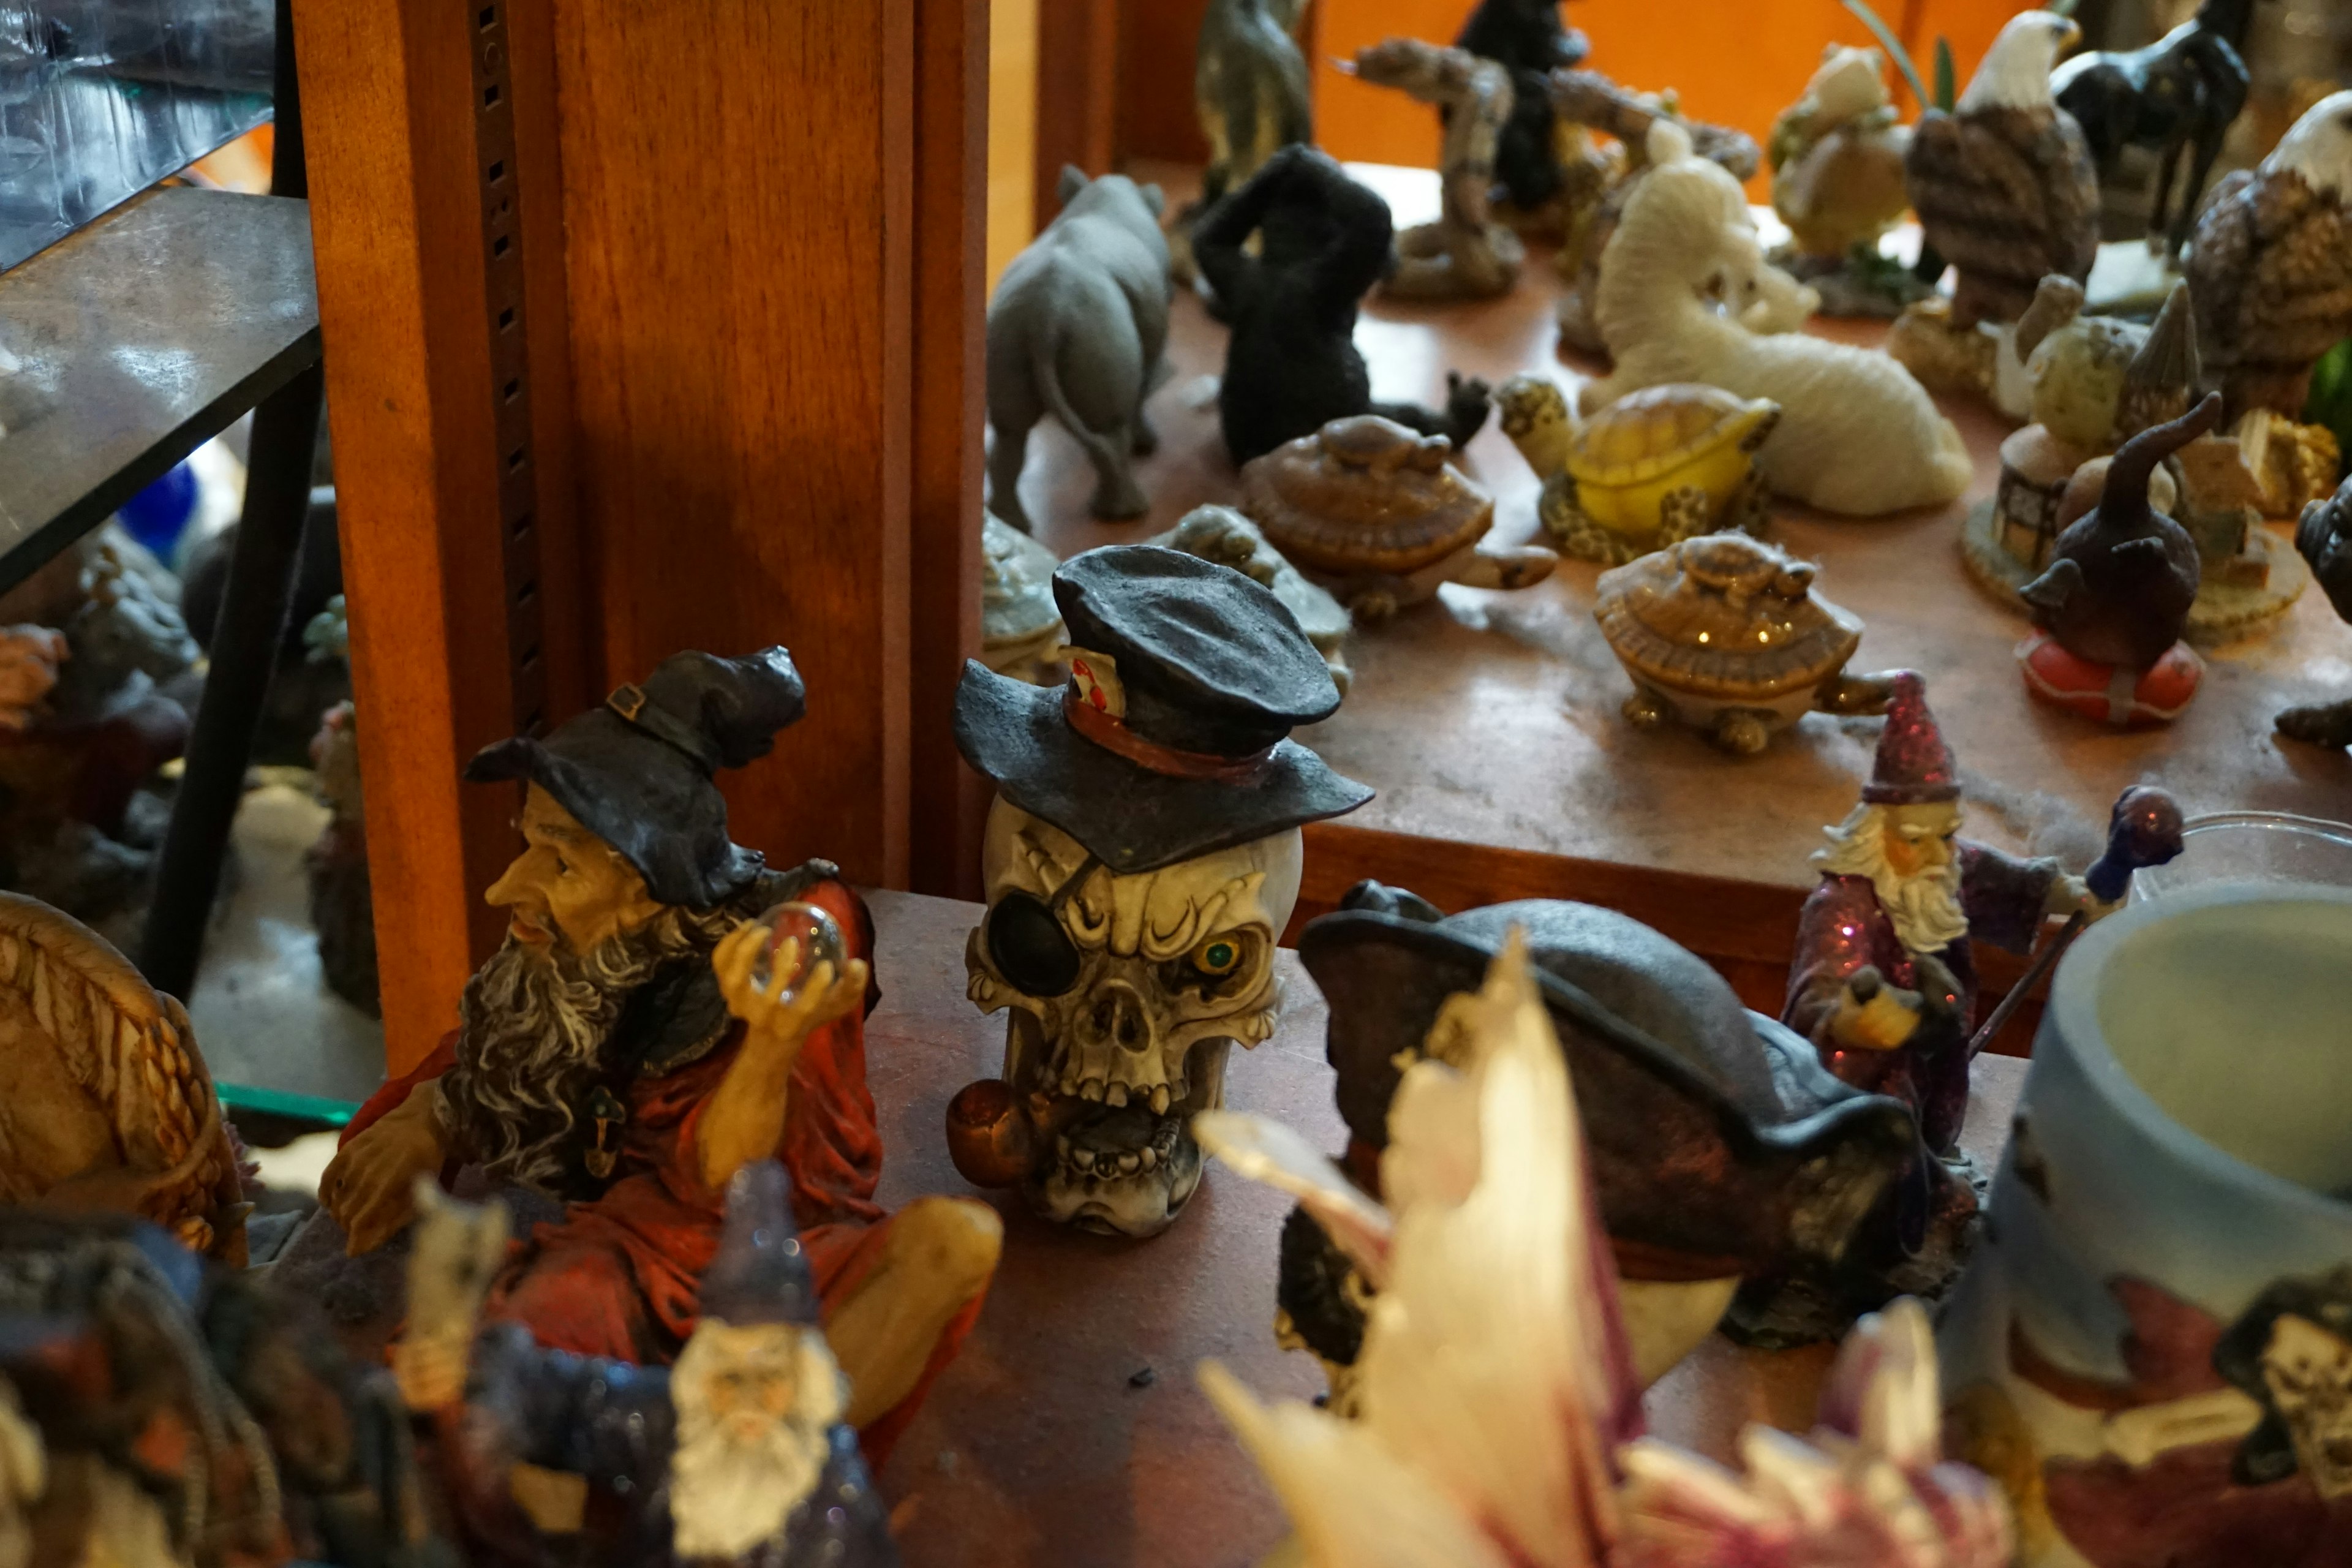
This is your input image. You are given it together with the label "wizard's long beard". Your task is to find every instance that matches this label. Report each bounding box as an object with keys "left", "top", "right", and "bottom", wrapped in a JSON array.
[
  {"left": 1814, "top": 805, "right": 1969, "bottom": 956},
  {"left": 437, "top": 909, "right": 712, "bottom": 1193},
  {"left": 666, "top": 1335, "right": 842, "bottom": 1560}
]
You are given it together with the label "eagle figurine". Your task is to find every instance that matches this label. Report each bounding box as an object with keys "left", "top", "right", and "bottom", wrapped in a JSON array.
[
  {"left": 1905, "top": 10, "right": 2100, "bottom": 328},
  {"left": 2185, "top": 90, "right": 2352, "bottom": 421}
]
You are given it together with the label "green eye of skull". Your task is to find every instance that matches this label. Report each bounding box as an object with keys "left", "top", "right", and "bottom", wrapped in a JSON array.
[{"left": 1194, "top": 938, "right": 1239, "bottom": 975}]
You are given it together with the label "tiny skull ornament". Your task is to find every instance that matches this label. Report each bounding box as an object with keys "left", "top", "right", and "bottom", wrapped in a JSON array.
[{"left": 960, "top": 801, "right": 1302, "bottom": 1236}]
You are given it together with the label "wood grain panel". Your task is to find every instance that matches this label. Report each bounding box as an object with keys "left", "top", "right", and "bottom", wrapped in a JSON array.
[
  {"left": 547, "top": 0, "right": 915, "bottom": 889},
  {"left": 292, "top": 0, "right": 554, "bottom": 1074},
  {"left": 1033, "top": 0, "right": 1120, "bottom": 232},
  {"left": 1116, "top": 0, "right": 1212, "bottom": 164},
  {"left": 913, "top": 0, "right": 995, "bottom": 903}
]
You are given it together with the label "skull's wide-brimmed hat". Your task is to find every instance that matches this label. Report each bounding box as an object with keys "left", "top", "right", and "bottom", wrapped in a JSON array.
[
  {"left": 465, "top": 646, "right": 805, "bottom": 909},
  {"left": 952, "top": 546, "right": 1371, "bottom": 874}
]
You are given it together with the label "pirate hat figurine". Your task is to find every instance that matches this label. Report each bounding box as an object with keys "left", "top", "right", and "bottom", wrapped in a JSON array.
[
  {"left": 949, "top": 546, "right": 1373, "bottom": 1237},
  {"left": 1286, "top": 883, "right": 1924, "bottom": 1383}
]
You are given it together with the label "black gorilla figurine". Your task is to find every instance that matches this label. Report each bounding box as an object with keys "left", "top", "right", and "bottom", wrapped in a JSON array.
[
  {"left": 1454, "top": 0, "right": 1591, "bottom": 211},
  {"left": 1196, "top": 146, "right": 1492, "bottom": 467}
]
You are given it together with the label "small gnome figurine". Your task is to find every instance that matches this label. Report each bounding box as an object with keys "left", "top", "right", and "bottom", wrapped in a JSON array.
[{"left": 2018, "top": 394, "right": 2221, "bottom": 726}]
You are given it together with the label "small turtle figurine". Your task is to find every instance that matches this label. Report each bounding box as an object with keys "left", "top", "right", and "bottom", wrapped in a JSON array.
[
  {"left": 981, "top": 511, "right": 1068, "bottom": 685},
  {"left": 1237, "top": 413, "right": 1558, "bottom": 617},
  {"left": 1148, "top": 504, "right": 1354, "bottom": 693},
  {"left": 1499, "top": 376, "right": 1781, "bottom": 565},
  {"left": 1595, "top": 532, "right": 1894, "bottom": 754}
]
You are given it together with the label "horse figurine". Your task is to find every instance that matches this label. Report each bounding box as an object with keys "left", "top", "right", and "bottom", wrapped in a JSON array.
[{"left": 2052, "top": 0, "right": 2259, "bottom": 259}]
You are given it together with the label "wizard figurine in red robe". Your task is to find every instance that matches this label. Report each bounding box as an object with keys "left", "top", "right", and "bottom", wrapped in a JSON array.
[
  {"left": 317, "top": 647, "right": 1000, "bottom": 1464},
  {"left": 1782, "top": 672, "right": 2112, "bottom": 1156}
]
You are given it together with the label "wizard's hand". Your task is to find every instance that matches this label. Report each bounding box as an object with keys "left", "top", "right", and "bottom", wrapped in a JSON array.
[
  {"left": 713, "top": 921, "right": 869, "bottom": 1064},
  {"left": 320, "top": 1081, "right": 450, "bottom": 1256},
  {"left": 1828, "top": 966, "right": 1924, "bottom": 1052}
]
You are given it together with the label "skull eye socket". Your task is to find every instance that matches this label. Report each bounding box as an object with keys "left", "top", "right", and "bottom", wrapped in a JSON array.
[
  {"left": 1191, "top": 936, "right": 1242, "bottom": 976},
  {"left": 982, "top": 850, "right": 1102, "bottom": 998}
]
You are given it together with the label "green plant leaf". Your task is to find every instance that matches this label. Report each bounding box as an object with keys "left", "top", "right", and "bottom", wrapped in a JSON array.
[
  {"left": 1840, "top": 0, "right": 1933, "bottom": 110},
  {"left": 1934, "top": 38, "right": 1956, "bottom": 111}
]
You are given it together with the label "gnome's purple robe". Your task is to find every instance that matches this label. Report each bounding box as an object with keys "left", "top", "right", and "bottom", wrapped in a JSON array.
[{"left": 1782, "top": 840, "right": 2057, "bottom": 1154}]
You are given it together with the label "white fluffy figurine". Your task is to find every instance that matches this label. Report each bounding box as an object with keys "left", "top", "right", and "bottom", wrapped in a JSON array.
[{"left": 1586, "top": 121, "right": 1973, "bottom": 516}]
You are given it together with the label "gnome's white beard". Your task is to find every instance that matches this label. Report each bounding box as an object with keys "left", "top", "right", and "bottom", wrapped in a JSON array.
[
  {"left": 668, "top": 1330, "right": 844, "bottom": 1562},
  {"left": 1814, "top": 805, "right": 1969, "bottom": 956}
]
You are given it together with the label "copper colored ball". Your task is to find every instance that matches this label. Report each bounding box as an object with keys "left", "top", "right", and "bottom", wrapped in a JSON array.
[{"left": 946, "top": 1078, "right": 1038, "bottom": 1189}]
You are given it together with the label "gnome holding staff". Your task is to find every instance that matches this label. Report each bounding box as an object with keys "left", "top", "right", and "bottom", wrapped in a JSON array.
[{"left": 1784, "top": 673, "right": 2115, "bottom": 1157}]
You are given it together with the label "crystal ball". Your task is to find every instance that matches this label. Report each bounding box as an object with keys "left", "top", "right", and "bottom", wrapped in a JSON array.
[{"left": 747, "top": 901, "right": 846, "bottom": 1001}]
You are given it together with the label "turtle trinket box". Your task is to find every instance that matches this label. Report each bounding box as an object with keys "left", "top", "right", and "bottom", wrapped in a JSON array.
[{"left": 1595, "top": 532, "right": 1893, "bottom": 754}]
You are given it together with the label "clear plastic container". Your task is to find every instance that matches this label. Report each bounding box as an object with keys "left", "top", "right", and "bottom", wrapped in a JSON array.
[{"left": 2129, "top": 811, "right": 2352, "bottom": 902}]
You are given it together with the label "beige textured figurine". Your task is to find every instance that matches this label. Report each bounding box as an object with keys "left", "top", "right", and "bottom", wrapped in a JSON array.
[
  {"left": 1343, "top": 39, "right": 1524, "bottom": 301},
  {"left": 1905, "top": 10, "right": 2099, "bottom": 328},
  {"left": 0, "top": 892, "right": 247, "bottom": 1259},
  {"left": 1498, "top": 375, "right": 1778, "bottom": 564},
  {"left": 1588, "top": 122, "right": 1972, "bottom": 517},
  {"left": 2185, "top": 91, "right": 2352, "bottom": 424},
  {"left": 1237, "top": 415, "right": 1557, "bottom": 616},
  {"left": 1769, "top": 46, "right": 1924, "bottom": 318}
]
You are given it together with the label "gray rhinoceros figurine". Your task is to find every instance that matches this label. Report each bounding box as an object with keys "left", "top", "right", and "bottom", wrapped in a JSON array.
[{"left": 986, "top": 168, "right": 1171, "bottom": 533}]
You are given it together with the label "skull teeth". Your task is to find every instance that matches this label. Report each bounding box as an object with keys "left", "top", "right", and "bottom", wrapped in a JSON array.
[
  {"left": 1149, "top": 1085, "right": 1170, "bottom": 1115},
  {"left": 1080, "top": 1077, "right": 1106, "bottom": 1102},
  {"left": 1071, "top": 1147, "right": 1096, "bottom": 1171},
  {"left": 1139, "top": 1147, "right": 1158, "bottom": 1170},
  {"left": 1106, "top": 1083, "right": 1128, "bottom": 1108},
  {"left": 1116, "top": 1151, "right": 1140, "bottom": 1175}
]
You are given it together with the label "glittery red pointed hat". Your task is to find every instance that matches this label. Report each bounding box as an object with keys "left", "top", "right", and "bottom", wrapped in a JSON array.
[{"left": 1862, "top": 672, "right": 1960, "bottom": 805}]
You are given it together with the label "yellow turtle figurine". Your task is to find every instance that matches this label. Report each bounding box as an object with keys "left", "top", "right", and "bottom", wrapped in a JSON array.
[{"left": 1498, "top": 376, "right": 1780, "bottom": 565}]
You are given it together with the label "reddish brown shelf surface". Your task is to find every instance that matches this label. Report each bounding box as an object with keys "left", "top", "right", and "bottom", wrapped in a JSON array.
[
  {"left": 1005, "top": 165, "right": 2352, "bottom": 908},
  {"left": 867, "top": 888, "right": 2029, "bottom": 1567}
]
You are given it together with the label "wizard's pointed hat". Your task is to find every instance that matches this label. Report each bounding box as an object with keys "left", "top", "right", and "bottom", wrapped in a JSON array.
[
  {"left": 1861, "top": 672, "right": 1959, "bottom": 806},
  {"left": 696, "top": 1161, "right": 820, "bottom": 1327}
]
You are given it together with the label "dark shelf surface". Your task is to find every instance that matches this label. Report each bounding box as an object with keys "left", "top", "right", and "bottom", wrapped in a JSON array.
[{"left": 0, "top": 184, "right": 318, "bottom": 596}]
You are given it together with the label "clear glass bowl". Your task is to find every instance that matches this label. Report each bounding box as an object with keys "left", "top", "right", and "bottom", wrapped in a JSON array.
[{"left": 2130, "top": 812, "right": 2352, "bottom": 902}]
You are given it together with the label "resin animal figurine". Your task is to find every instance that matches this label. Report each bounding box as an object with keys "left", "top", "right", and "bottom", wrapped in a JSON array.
[
  {"left": 2052, "top": 0, "right": 2256, "bottom": 258},
  {"left": 405, "top": 1164, "right": 897, "bottom": 1568},
  {"left": 1194, "top": 0, "right": 1311, "bottom": 208},
  {"left": 981, "top": 511, "right": 1067, "bottom": 685},
  {"left": 1499, "top": 377, "right": 1778, "bottom": 564},
  {"left": 985, "top": 169, "right": 1171, "bottom": 532},
  {"left": 1589, "top": 121, "right": 1972, "bottom": 516},
  {"left": 1547, "top": 70, "right": 1768, "bottom": 352},
  {"left": 316, "top": 648, "right": 1000, "bottom": 1460},
  {"left": 2020, "top": 397, "right": 2220, "bottom": 725},
  {"left": 1905, "top": 10, "right": 2099, "bottom": 327},
  {"left": 1147, "top": 505, "right": 1353, "bottom": 693},
  {"left": 946, "top": 547, "right": 1371, "bottom": 1237},
  {"left": 1452, "top": 0, "right": 1591, "bottom": 212},
  {"left": 1594, "top": 533, "right": 1896, "bottom": 753},
  {"left": 1195, "top": 938, "right": 2009, "bottom": 1568},
  {"left": 1197, "top": 146, "right": 1493, "bottom": 465},
  {"left": 0, "top": 892, "right": 247, "bottom": 1260},
  {"left": 1281, "top": 888, "right": 1921, "bottom": 1399},
  {"left": 1769, "top": 45, "right": 1923, "bottom": 317},
  {"left": 1785, "top": 672, "right": 2115, "bottom": 1161},
  {"left": 1238, "top": 415, "right": 1556, "bottom": 616},
  {"left": 2278, "top": 474, "right": 2352, "bottom": 750},
  {"left": 2185, "top": 90, "right": 2352, "bottom": 422},
  {"left": 1344, "top": 38, "right": 1524, "bottom": 301}
]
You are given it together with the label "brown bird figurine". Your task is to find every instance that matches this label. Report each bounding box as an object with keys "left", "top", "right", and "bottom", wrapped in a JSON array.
[
  {"left": 2022, "top": 393, "right": 2220, "bottom": 671},
  {"left": 2185, "top": 90, "right": 2352, "bottom": 422},
  {"left": 1905, "top": 11, "right": 2099, "bottom": 328}
]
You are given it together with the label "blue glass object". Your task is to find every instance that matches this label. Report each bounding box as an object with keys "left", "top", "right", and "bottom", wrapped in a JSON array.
[{"left": 115, "top": 455, "right": 196, "bottom": 554}]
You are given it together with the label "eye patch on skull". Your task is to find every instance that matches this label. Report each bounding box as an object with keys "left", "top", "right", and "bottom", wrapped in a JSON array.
[{"left": 982, "top": 852, "right": 1102, "bottom": 997}]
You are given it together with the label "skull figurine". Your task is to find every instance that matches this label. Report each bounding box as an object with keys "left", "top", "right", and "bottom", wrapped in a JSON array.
[{"left": 956, "top": 799, "right": 1302, "bottom": 1237}]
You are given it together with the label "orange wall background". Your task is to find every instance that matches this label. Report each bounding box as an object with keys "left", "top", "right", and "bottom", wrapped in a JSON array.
[{"left": 1312, "top": 0, "right": 2026, "bottom": 195}]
